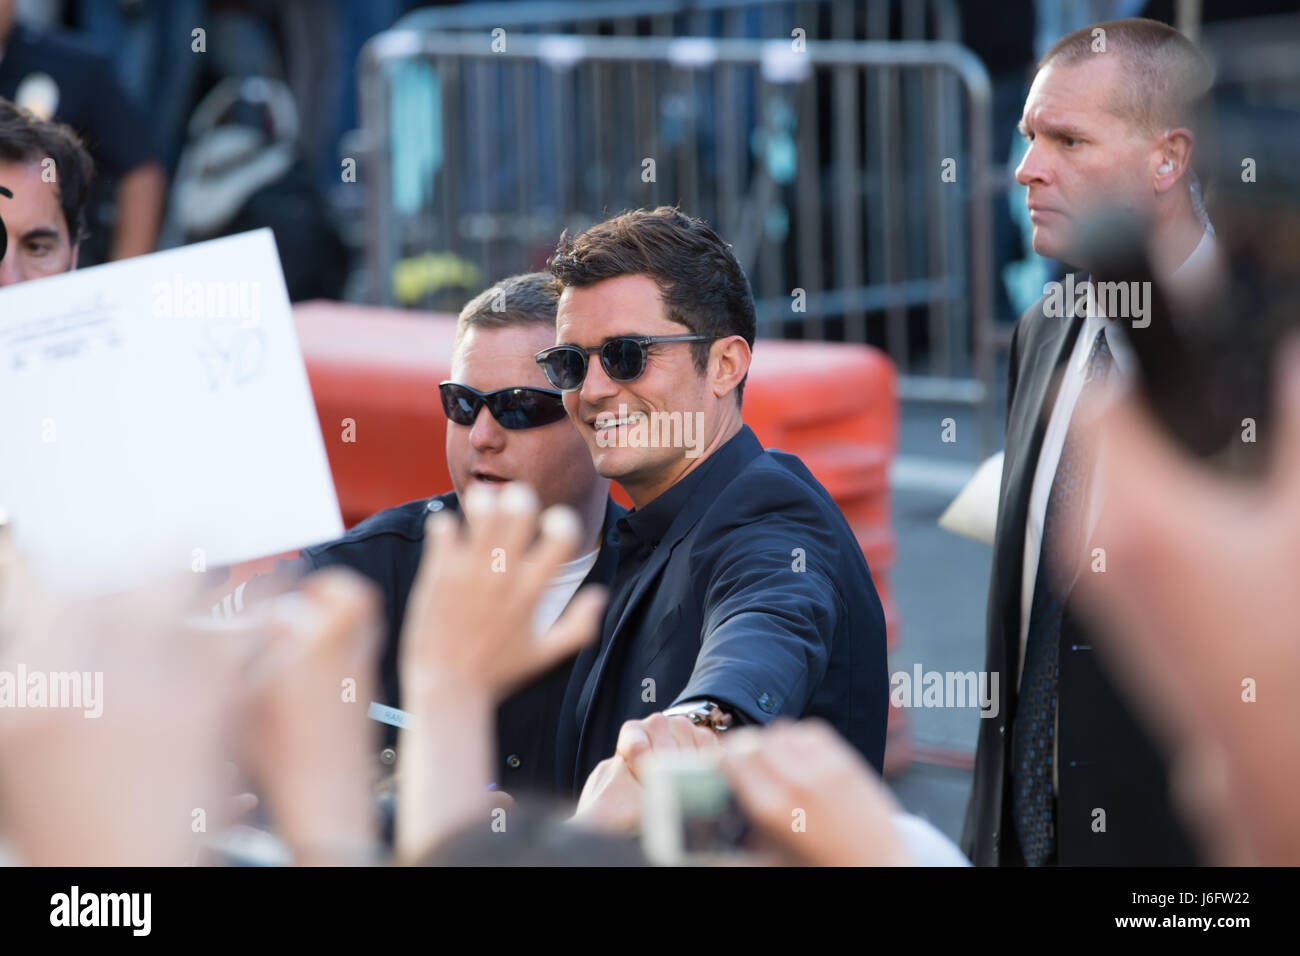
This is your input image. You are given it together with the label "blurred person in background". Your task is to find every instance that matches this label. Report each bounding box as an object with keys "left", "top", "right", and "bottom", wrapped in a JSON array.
[
  {"left": 0, "top": 96, "right": 92, "bottom": 285},
  {"left": 963, "top": 18, "right": 1217, "bottom": 866},
  {"left": 63, "top": 0, "right": 355, "bottom": 299},
  {"left": 73, "top": 0, "right": 204, "bottom": 174},
  {"left": 537, "top": 207, "right": 889, "bottom": 795},
  {"left": 214, "top": 272, "right": 621, "bottom": 798},
  {"left": 0, "top": 0, "right": 164, "bottom": 264}
]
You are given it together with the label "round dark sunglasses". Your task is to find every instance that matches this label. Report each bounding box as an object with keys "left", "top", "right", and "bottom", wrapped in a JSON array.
[
  {"left": 534, "top": 334, "right": 715, "bottom": 391},
  {"left": 438, "top": 382, "right": 569, "bottom": 430}
]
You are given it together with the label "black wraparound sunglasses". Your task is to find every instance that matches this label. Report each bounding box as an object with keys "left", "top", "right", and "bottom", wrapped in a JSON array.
[
  {"left": 438, "top": 382, "right": 569, "bottom": 430},
  {"left": 534, "top": 334, "right": 715, "bottom": 391}
]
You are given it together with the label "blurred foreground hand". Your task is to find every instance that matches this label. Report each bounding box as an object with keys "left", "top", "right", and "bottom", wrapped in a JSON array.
[
  {"left": 0, "top": 520, "right": 387, "bottom": 865},
  {"left": 239, "top": 569, "right": 384, "bottom": 865},
  {"left": 396, "top": 483, "right": 606, "bottom": 862},
  {"left": 0, "top": 547, "right": 240, "bottom": 865},
  {"left": 1071, "top": 341, "right": 1300, "bottom": 865},
  {"left": 720, "top": 719, "right": 913, "bottom": 866},
  {"left": 400, "top": 483, "right": 606, "bottom": 702},
  {"left": 572, "top": 712, "right": 720, "bottom": 834},
  {"left": 574, "top": 714, "right": 919, "bottom": 867}
]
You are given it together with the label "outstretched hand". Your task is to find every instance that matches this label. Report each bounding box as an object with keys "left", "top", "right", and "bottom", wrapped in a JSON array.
[
  {"left": 395, "top": 482, "right": 606, "bottom": 862},
  {"left": 399, "top": 482, "right": 606, "bottom": 705}
]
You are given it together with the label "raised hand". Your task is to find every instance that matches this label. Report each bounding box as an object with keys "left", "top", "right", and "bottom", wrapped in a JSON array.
[{"left": 399, "top": 482, "right": 606, "bottom": 704}]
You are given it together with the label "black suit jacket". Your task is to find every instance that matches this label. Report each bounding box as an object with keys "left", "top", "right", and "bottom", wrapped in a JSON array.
[
  {"left": 555, "top": 426, "right": 890, "bottom": 795},
  {"left": 960, "top": 289, "right": 1199, "bottom": 865},
  {"left": 232, "top": 492, "right": 625, "bottom": 795}
]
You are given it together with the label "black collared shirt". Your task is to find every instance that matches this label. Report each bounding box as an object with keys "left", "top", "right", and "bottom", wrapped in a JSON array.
[
  {"left": 560, "top": 421, "right": 889, "bottom": 792},
  {"left": 583, "top": 427, "right": 753, "bottom": 732},
  {"left": 604, "top": 427, "right": 742, "bottom": 629}
]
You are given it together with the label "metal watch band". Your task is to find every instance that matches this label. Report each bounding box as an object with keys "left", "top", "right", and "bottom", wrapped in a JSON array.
[{"left": 666, "top": 700, "right": 735, "bottom": 731}]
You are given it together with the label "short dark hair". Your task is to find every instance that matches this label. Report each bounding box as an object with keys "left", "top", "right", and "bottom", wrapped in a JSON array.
[
  {"left": 0, "top": 98, "right": 95, "bottom": 244},
  {"left": 1038, "top": 19, "right": 1213, "bottom": 135},
  {"left": 547, "top": 206, "right": 756, "bottom": 404},
  {"left": 455, "top": 271, "right": 558, "bottom": 346}
]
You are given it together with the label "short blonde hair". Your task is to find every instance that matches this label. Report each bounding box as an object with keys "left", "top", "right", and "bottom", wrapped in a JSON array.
[
  {"left": 1040, "top": 18, "right": 1214, "bottom": 135},
  {"left": 454, "top": 272, "right": 557, "bottom": 347}
]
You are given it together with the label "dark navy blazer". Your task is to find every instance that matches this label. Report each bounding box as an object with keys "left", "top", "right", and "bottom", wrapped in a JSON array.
[{"left": 555, "top": 425, "right": 889, "bottom": 794}]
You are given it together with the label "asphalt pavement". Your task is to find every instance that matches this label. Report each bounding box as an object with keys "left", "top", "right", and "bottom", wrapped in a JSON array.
[{"left": 882, "top": 396, "right": 1005, "bottom": 846}]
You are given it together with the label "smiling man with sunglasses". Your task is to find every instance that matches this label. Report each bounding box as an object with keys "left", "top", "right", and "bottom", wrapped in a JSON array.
[
  {"left": 540, "top": 206, "right": 889, "bottom": 795},
  {"left": 215, "top": 272, "right": 621, "bottom": 796}
]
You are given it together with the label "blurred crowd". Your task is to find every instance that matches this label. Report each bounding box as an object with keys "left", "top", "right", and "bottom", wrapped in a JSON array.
[
  {"left": 0, "top": 459, "right": 964, "bottom": 867},
  {"left": 2, "top": 347, "right": 1299, "bottom": 865},
  {"left": 2, "top": 2, "right": 1300, "bottom": 869}
]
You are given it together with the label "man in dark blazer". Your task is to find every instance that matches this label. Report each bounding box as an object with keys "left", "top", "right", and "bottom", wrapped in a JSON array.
[
  {"left": 536, "top": 206, "right": 889, "bottom": 794},
  {"left": 961, "top": 19, "right": 1217, "bottom": 865}
]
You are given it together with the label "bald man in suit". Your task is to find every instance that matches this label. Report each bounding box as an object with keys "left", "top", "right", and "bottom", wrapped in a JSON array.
[{"left": 962, "top": 18, "right": 1218, "bottom": 866}]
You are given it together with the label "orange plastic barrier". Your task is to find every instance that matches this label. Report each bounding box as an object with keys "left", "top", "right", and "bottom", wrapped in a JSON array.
[
  {"left": 292, "top": 302, "right": 458, "bottom": 522},
  {"left": 242, "top": 300, "right": 908, "bottom": 769}
]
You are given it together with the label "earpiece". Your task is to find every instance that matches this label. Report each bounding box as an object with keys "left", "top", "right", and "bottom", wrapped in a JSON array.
[{"left": 1159, "top": 130, "right": 1180, "bottom": 176}]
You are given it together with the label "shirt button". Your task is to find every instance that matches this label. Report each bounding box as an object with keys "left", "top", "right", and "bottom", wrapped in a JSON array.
[
  {"left": 379, "top": 747, "right": 398, "bottom": 766},
  {"left": 427, "top": 499, "right": 444, "bottom": 513},
  {"left": 506, "top": 754, "right": 522, "bottom": 770},
  {"left": 999, "top": 726, "right": 1005, "bottom": 736},
  {"left": 757, "top": 692, "right": 776, "bottom": 714}
]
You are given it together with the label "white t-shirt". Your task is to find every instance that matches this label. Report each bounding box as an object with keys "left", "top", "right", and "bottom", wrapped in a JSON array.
[{"left": 531, "top": 548, "right": 600, "bottom": 634}]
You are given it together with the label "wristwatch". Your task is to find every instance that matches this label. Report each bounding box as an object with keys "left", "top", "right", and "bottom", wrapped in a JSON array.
[{"left": 663, "top": 699, "right": 737, "bottom": 731}]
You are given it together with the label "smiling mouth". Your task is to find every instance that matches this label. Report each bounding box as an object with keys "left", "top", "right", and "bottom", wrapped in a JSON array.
[
  {"left": 472, "top": 470, "right": 509, "bottom": 483},
  {"left": 592, "top": 413, "right": 645, "bottom": 431}
]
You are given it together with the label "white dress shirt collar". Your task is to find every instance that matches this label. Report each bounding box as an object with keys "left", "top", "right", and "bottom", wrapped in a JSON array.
[{"left": 1079, "top": 226, "right": 1216, "bottom": 379}]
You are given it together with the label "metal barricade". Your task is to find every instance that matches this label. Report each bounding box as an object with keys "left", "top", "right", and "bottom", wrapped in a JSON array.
[
  {"left": 357, "top": 27, "right": 993, "bottom": 432},
  {"left": 391, "top": 0, "right": 962, "bottom": 44}
]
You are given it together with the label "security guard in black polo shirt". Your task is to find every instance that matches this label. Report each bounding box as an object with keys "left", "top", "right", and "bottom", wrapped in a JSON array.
[{"left": 214, "top": 273, "right": 621, "bottom": 794}]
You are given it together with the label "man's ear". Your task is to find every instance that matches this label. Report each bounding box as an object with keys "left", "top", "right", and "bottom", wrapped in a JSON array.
[
  {"left": 68, "top": 241, "right": 79, "bottom": 272},
  {"left": 709, "top": 335, "right": 751, "bottom": 400},
  {"left": 1154, "top": 127, "right": 1195, "bottom": 194}
]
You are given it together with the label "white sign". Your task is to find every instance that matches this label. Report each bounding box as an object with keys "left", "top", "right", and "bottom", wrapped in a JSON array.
[{"left": 0, "top": 229, "right": 342, "bottom": 594}]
